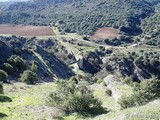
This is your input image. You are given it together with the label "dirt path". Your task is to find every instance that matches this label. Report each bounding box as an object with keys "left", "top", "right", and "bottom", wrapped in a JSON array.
[{"left": 104, "top": 75, "right": 122, "bottom": 101}]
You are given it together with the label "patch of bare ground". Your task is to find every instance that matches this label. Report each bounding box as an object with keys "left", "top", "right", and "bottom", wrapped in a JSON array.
[
  {"left": 0, "top": 24, "right": 55, "bottom": 36},
  {"left": 92, "top": 27, "right": 120, "bottom": 41}
]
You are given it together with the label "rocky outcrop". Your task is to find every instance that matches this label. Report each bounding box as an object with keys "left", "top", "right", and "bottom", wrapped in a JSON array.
[
  {"left": 96, "top": 56, "right": 160, "bottom": 82},
  {"left": 104, "top": 75, "right": 122, "bottom": 101},
  {"left": 96, "top": 57, "right": 134, "bottom": 79},
  {"left": 78, "top": 51, "right": 103, "bottom": 74},
  {"left": 33, "top": 46, "right": 74, "bottom": 80}
]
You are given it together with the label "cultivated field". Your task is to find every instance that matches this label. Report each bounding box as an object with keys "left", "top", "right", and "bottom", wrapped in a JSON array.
[
  {"left": 92, "top": 27, "right": 119, "bottom": 41},
  {"left": 0, "top": 24, "right": 55, "bottom": 36}
]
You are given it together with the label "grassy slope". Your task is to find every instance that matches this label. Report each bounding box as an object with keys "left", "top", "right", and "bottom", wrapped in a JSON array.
[
  {"left": 0, "top": 83, "right": 57, "bottom": 120},
  {"left": 0, "top": 83, "right": 160, "bottom": 120}
]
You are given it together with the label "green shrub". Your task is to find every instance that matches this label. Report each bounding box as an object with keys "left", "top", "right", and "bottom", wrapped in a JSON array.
[
  {"left": 0, "top": 69, "right": 8, "bottom": 82},
  {"left": 13, "top": 47, "right": 21, "bottom": 55},
  {"left": 47, "top": 80, "right": 103, "bottom": 113},
  {"left": 82, "top": 74, "right": 96, "bottom": 84},
  {"left": 69, "top": 76, "right": 78, "bottom": 84},
  {"left": 31, "top": 61, "right": 38, "bottom": 73},
  {"left": 119, "top": 77, "right": 160, "bottom": 109},
  {"left": 7, "top": 55, "right": 26, "bottom": 71},
  {"left": 96, "top": 79, "right": 103, "bottom": 84},
  {"left": 0, "top": 83, "right": 3, "bottom": 94},
  {"left": 106, "top": 88, "right": 112, "bottom": 96},
  {"left": 20, "top": 70, "right": 38, "bottom": 84},
  {"left": 118, "top": 95, "right": 135, "bottom": 109},
  {"left": 124, "top": 77, "right": 133, "bottom": 86},
  {"left": 3, "top": 63, "right": 14, "bottom": 74}
]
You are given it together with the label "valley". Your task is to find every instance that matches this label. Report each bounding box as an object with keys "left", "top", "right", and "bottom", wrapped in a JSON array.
[{"left": 0, "top": 0, "right": 160, "bottom": 120}]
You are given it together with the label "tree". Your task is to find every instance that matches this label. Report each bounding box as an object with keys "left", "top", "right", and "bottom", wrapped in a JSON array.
[
  {"left": 31, "top": 61, "right": 38, "bottom": 73},
  {"left": 20, "top": 70, "right": 38, "bottom": 84},
  {"left": 47, "top": 80, "right": 103, "bottom": 113},
  {"left": 118, "top": 95, "right": 135, "bottom": 109},
  {"left": 0, "top": 83, "right": 3, "bottom": 94},
  {"left": 119, "top": 77, "right": 160, "bottom": 109},
  {"left": 69, "top": 76, "right": 78, "bottom": 84},
  {"left": 7, "top": 55, "right": 26, "bottom": 71},
  {"left": 0, "top": 69, "right": 8, "bottom": 82},
  {"left": 3, "top": 63, "right": 14, "bottom": 74},
  {"left": 123, "top": 77, "right": 133, "bottom": 86}
]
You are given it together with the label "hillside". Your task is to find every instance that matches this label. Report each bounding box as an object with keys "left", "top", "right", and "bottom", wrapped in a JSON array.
[
  {"left": 0, "top": 36, "right": 76, "bottom": 81},
  {"left": 0, "top": 0, "right": 160, "bottom": 120},
  {"left": 0, "top": 0, "right": 158, "bottom": 35},
  {"left": 141, "top": 2, "right": 160, "bottom": 46}
]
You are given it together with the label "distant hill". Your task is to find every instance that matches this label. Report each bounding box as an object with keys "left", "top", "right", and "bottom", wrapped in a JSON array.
[
  {"left": 141, "top": 2, "right": 160, "bottom": 46},
  {"left": 0, "top": 0, "right": 159, "bottom": 36}
]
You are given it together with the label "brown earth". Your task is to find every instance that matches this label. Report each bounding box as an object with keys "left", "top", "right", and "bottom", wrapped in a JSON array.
[
  {"left": 92, "top": 27, "right": 119, "bottom": 41},
  {"left": 0, "top": 24, "right": 55, "bottom": 36}
]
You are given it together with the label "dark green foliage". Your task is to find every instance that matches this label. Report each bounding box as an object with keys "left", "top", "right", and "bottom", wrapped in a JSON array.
[
  {"left": 119, "top": 77, "right": 160, "bottom": 109},
  {"left": 104, "top": 36, "right": 133, "bottom": 46},
  {"left": 141, "top": 3, "right": 160, "bottom": 46},
  {"left": 47, "top": 80, "right": 103, "bottom": 113},
  {"left": 20, "top": 70, "right": 38, "bottom": 84},
  {"left": 0, "top": 96, "right": 12, "bottom": 102},
  {"left": 0, "top": 113, "right": 7, "bottom": 118},
  {"left": 0, "top": 83, "right": 3, "bottom": 94},
  {"left": 69, "top": 76, "right": 78, "bottom": 84},
  {"left": 128, "top": 51, "right": 160, "bottom": 77},
  {"left": 118, "top": 95, "right": 135, "bottom": 109},
  {"left": 134, "top": 77, "right": 160, "bottom": 99},
  {"left": 81, "top": 74, "right": 97, "bottom": 84},
  {"left": 96, "top": 79, "right": 103, "bottom": 84},
  {"left": 7, "top": 55, "right": 26, "bottom": 71},
  {"left": 0, "top": 36, "right": 75, "bottom": 80},
  {"left": 0, "top": 0, "right": 156, "bottom": 35},
  {"left": 13, "top": 47, "right": 21, "bottom": 55},
  {"left": 0, "top": 69, "right": 8, "bottom": 82},
  {"left": 31, "top": 61, "right": 38, "bottom": 73},
  {"left": 106, "top": 89, "right": 112, "bottom": 96},
  {"left": 124, "top": 77, "right": 133, "bottom": 86},
  {"left": 3, "top": 63, "right": 14, "bottom": 74}
]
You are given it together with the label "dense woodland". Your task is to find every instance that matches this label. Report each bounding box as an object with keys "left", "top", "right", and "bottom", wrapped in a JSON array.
[{"left": 0, "top": 0, "right": 159, "bottom": 37}]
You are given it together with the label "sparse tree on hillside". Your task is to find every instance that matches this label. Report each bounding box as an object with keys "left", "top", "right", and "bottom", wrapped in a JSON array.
[
  {"left": 0, "top": 69, "right": 8, "bottom": 82},
  {"left": 3, "top": 63, "right": 14, "bottom": 74},
  {"left": 119, "top": 77, "right": 160, "bottom": 109},
  {"left": 7, "top": 55, "right": 26, "bottom": 71},
  {"left": 20, "top": 70, "right": 38, "bottom": 84},
  {"left": 31, "top": 61, "right": 38, "bottom": 73},
  {"left": 0, "top": 83, "right": 3, "bottom": 94}
]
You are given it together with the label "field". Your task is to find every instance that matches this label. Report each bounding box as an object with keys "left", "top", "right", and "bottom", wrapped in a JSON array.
[
  {"left": 0, "top": 24, "right": 55, "bottom": 36},
  {"left": 92, "top": 27, "right": 119, "bottom": 41}
]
